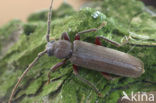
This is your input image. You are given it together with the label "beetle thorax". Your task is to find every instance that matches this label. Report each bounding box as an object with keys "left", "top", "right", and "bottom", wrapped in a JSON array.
[{"left": 46, "top": 40, "right": 72, "bottom": 59}]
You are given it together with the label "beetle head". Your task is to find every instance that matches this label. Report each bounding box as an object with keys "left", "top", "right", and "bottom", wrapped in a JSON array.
[
  {"left": 46, "top": 40, "right": 72, "bottom": 59},
  {"left": 46, "top": 40, "right": 55, "bottom": 56}
]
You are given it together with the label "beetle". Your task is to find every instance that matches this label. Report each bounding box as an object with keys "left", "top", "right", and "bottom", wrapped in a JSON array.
[{"left": 8, "top": 0, "right": 144, "bottom": 103}]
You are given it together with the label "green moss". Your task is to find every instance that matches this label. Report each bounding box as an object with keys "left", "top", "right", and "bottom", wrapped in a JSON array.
[
  {"left": 23, "top": 23, "right": 37, "bottom": 35},
  {"left": 0, "top": 0, "right": 156, "bottom": 103},
  {"left": 0, "top": 20, "right": 22, "bottom": 57},
  {"left": 0, "top": 20, "right": 21, "bottom": 39},
  {"left": 85, "top": 0, "right": 156, "bottom": 41}
]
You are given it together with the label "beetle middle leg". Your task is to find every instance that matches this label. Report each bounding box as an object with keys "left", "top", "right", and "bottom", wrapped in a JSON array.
[
  {"left": 73, "top": 65, "right": 102, "bottom": 97},
  {"left": 47, "top": 59, "right": 68, "bottom": 84},
  {"left": 74, "top": 22, "right": 107, "bottom": 40},
  {"left": 95, "top": 36, "right": 129, "bottom": 47}
]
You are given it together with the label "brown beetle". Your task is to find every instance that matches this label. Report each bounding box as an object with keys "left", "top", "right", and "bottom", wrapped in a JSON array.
[{"left": 8, "top": 0, "right": 144, "bottom": 103}]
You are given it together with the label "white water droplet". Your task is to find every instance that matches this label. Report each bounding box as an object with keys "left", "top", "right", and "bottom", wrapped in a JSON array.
[
  {"left": 92, "top": 11, "right": 100, "bottom": 19},
  {"left": 92, "top": 11, "right": 106, "bottom": 20}
]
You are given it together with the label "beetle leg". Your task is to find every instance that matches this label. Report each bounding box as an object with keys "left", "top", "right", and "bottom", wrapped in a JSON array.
[
  {"left": 101, "top": 72, "right": 116, "bottom": 80},
  {"left": 74, "top": 28, "right": 97, "bottom": 40},
  {"left": 74, "top": 22, "right": 107, "bottom": 40},
  {"left": 74, "top": 28, "right": 98, "bottom": 40},
  {"left": 73, "top": 65, "right": 102, "bottom": 97},
  {"left": 95, "top": 36, "right": 129, "bottom": 47},
  {"left": 61, "top": 32, "right": 70, "bottom": 41},
  {"left": 95, "top": 36, "right": 102, "bottom": 45},
  {"left": 96, "top": 36, "right": 121, "bottom": 47},
  {"left": 75, "top": 33, "right": 80, "bottom": 40},
  {"left": 47, "top": 59, "right": 68, "bottom": 84}
]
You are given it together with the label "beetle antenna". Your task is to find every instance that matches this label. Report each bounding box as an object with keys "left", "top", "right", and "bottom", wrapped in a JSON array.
[
  {"left": 8, "top": 50, "right": 47, "bottom": 103},
  {"left": 46, "top": 0, "right": 54, "bottom": 42}
]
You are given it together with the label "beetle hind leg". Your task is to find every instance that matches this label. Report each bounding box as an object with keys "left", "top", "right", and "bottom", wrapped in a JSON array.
[
  {"left": 73, "top": 65, "right": 102, "bottom": 97},
  {"left": 101, "top": 72, "right": 117, "bottom": 80}
]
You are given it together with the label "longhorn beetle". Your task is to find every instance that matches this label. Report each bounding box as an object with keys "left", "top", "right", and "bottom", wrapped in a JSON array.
[{"left": 8, "top": 0, "right": 145, "bottom": 103}]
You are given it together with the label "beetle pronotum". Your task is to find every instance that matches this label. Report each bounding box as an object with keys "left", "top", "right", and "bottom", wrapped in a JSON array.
[{"left": 8, "top": 0, "right": 146, "bottom": 103}]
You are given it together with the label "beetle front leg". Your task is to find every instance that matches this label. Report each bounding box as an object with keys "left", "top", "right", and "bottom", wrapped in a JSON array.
[
  {"left": 47, "top": 59, "right": 68, "bottom": 84},
  {"left": 101, "top": 72, "right": 115, "bottom": 80},
  {"left": 74, "top": 28, "right": 97, "bottom": 40},
  {"left": 61, "top": 32, "right": 70, "bottom": 41},
  {"left": 73, "top": 65, "right": 102, "bottom": 97}
]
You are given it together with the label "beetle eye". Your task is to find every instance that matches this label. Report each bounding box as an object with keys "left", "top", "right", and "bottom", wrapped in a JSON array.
[
  {"left": 50, "top": 40, "right": 55, "bottom": 43},
  {"left": 46, "top": 41, "right": 55, "bottom": 56}
]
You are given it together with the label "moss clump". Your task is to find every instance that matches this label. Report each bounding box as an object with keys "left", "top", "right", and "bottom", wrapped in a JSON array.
[
  {"left": 0, "top": 0, "right": 156, "bottom": 103},
  {"left": 0, "top": 20, "right": 22, "bottom": 58},
  {"left": 23, "top": 23, "right": 37, "bottom": 35},
  {"left": 84, "top": 0, "right": 156, "bottom": 41}
]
